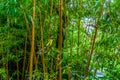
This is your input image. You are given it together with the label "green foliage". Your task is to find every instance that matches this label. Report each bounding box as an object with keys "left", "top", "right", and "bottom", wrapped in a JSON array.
[
  {"left": 0, "top": 68, "right": 6, "bottom": 79},
  {"left": 0, "top": 0, "right": 120, "bottom": 79}
]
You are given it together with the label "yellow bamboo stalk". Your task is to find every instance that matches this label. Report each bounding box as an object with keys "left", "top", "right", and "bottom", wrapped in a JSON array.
[
  {"left": 58, "top": 0, "right": 63, "bottom": 79},
  {"left": 29, "top": 0, "right": 36, "bottom": 79}
]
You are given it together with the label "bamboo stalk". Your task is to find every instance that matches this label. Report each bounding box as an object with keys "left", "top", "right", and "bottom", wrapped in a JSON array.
[
  {"left": 76, "top": 1, "right": 82, "bottom": 79},
  {"left": 47, "top": 0, "right": 53, "bottom": 79},
  {"left": 21, "top": 10, "right": 30, "bottom": 80},
  {"left": 22, "top": 35, "right": 27, "bottom": 80},
  {"left": 29, "top": 0, "right": 36, "bottom": 79},
  {"left": 15, "top": 48, "right": 19, "bottom": 80},
  {"left": 1, "top": 40, "right": 4, "bottom": 80},
  {"left": 84, "top": 0, "right": 105, "bottom": 78},
  {"left": 68, "top": 29, "right": 73, "bottom": 80},
  {"left": 40, "top": 11, "right": 46, "bottom": 79},
  {"left": 58, "top": 0, "right": 63, "bottom": 79},
  {"left": 6, "top": 18, "right": 10, "bottom": 80}
]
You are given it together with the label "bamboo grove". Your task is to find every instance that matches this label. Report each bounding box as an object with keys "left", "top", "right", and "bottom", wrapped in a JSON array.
[{"left": 0, "top": 0, "right": 120, "bottom": 80}]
